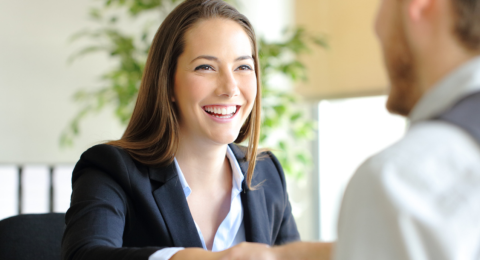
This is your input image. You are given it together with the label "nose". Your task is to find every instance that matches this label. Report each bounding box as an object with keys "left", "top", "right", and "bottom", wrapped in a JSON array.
[{"left": 215, "top": 69, "right": 239, "bottom": 98}]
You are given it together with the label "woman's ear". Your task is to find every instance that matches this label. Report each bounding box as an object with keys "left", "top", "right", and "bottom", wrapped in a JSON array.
[{"left": 171, "top": 96, "right": 176, "bottom": 102}]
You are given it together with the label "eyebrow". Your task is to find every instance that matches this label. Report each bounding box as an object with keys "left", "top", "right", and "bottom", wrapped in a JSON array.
[{"left": 190, "top": 55, "right": 253, "bottom": 63}]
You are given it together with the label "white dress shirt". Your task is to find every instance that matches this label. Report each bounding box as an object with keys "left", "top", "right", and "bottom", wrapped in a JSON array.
[
  {"left": 334, "top": 56, "right": 480, "bottom": 260},
  {"left": 149, "top": 146, "right": 246, "bottom": 260}
]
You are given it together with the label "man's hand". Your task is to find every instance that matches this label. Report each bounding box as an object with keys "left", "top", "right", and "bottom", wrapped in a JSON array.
[{"left": 221, "top": 241, "right": 334, "bottom": 260}]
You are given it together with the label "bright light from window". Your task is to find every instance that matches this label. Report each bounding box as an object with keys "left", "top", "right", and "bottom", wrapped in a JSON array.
[{"left": 318, "top": 95, "right": 406, "bottom": 241}]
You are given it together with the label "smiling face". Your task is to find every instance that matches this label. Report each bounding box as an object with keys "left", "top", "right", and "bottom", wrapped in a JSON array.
[{"left": 173, "top": 18, "right": 257, "bottom": 146}]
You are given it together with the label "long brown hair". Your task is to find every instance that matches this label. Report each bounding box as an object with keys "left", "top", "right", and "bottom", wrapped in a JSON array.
[{"left": 107, "top": 0, "right": 261, "bottom": 189}]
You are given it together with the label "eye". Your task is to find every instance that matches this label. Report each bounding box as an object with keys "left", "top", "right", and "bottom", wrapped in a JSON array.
[
  {"left": 195, "top": 64, "right": 215, "bottom": 71},
  {"left": 236, "top": 65, "right": 253, "bottom": 71}
]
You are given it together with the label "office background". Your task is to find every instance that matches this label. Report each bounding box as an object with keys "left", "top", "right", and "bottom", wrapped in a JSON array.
[{"left": 0, "top": 0, "right": 405, "bottom": 242}]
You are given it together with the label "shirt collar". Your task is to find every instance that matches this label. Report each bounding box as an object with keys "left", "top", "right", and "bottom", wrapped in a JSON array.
[
  {"left": 173, "top": 145, "right": 245, "bottom": 198},
  {"left": 409, "top": 55, "right": 480, "bottom": 125},
  {"left": 226, "top": 145, "right": 244, "bottom": 193}
]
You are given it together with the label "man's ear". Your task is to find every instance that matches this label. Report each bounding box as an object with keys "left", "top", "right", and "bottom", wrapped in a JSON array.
[{"left": 408, "top": 0, "right": 434, "bottom": 21}]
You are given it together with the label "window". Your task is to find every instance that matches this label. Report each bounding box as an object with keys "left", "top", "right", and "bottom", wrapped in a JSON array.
[{"left": 318, "top": 95, "right": 406, "bottom": 240}]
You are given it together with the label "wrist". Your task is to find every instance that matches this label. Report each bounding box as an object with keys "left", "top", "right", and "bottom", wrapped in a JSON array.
[
  {"left": 273, "top": 241, "right": 334, "bottom": 260},
  {"left": 220, "top": 242, "right": 276, "bottom": 260},
  {"left": 271, "top": 245, "right": 288, "bottom": 260},
  {"left": 170, "top": 248, "right": 223, "bottom": 260}
]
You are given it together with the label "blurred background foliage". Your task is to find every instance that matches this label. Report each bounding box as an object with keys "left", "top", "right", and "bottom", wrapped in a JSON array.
[{"left": 61, "top": 0, "right": 327, "bottom": 178}]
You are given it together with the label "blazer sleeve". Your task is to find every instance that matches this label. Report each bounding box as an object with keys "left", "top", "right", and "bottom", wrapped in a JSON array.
[
  {"left": 269, "top": 151, "right": 301, "bottom": 245},
  {"left": 61, "top": 145, "right": 161, "bottom": 260}
]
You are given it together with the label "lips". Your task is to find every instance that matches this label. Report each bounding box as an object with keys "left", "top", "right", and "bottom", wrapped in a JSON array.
[{"left": 203, "top": 105, "right": 240, "bottom": 119}]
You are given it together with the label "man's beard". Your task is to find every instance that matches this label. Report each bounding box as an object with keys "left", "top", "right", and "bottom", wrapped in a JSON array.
[{"left": 383, "top": 20, "right": 422, "bottom": 116}]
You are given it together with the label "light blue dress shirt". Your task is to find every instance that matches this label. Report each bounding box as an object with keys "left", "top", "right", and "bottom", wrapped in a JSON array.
[{"left": 149, "top": 146, "right": 246, "bottom": 260}]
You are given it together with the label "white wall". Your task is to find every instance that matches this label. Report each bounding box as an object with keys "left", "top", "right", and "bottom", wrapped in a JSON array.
[
  {"left": 238, "top": 0, "right": 294, "bottom": 42},
  {"left": 0, "top": 0, "right": 124, "bottom": 164}
]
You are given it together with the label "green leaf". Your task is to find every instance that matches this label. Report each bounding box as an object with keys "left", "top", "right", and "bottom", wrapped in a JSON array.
[
  {"left": 273, "top": 105, "right": 286, "bottom": 116},
  {"left": 290, "top": 112, "right": 302, "bottom": 121},
  {"left": 296, "top": 153, "right": 309, "bottom": 164}
]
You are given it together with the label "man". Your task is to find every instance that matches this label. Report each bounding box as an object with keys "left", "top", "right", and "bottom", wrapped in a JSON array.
[
  {"left": 333, "top": 0, "right": 480, "bottom": 259},
  {"left": 258, "top": 0, "right": 480, "bottom": 259}
]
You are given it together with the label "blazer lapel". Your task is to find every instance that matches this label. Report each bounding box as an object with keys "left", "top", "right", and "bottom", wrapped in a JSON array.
[
  {"left": 149, "top": 163, "right": 203, "bottom": 248},
  {"left": 241, "top": 186, "right": 271, "bottom": 244},
  {"left": 229, "top": 144, "right": 271, "bottom": 245}
]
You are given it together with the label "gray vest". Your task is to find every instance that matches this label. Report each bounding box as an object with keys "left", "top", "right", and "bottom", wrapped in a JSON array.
[{"left": 436, "top": 91, "right": 480, "bottom": 144}]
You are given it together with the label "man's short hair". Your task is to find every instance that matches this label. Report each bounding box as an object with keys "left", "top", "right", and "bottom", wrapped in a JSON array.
[{"left": 452, "top": 0, "right": 480, "bottom": 51}]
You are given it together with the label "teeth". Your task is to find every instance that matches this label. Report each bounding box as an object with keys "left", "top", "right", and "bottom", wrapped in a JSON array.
[
  {"left": 204, "top": 105, "right": 237, "bottom": 116},
  {"left": 213, "top": 114, "right": 233, "bottom": 118}
]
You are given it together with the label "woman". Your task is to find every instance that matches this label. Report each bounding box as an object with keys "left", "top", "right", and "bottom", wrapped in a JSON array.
[{"left": 61, "top": 0, "right": 299, "bottom": 259}]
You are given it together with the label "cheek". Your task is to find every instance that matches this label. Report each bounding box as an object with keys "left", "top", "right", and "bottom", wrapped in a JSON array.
[
  {"left": 176, "top": 74, "right": 210, "bottom": 104},
  {"left": 375, "top": 0, "right": 394, "bottom": 47},
  {"left": 375, "top": 16, "right": 388, "bottom": 47},
  {"left": 173, "top": 74, "right": 206, "bottom": 123}
]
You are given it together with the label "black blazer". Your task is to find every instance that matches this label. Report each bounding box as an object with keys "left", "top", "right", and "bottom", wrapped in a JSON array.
[{"left": 61, "top": 144, "right": 300, "bottom": 260}]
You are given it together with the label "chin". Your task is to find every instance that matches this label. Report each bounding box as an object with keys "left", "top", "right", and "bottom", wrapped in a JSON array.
[
  {"left": 209, "top": 132, "right": 239, "bottom": 146},
  {"left": 386, "top": 89, "right": 411, "bottom": 116},
  {"left": 385, "top": 76, "right": 423, "bottom": 117}
]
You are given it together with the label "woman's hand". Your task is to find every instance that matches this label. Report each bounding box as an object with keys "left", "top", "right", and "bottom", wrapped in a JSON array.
[{"left": 220, "top": 242, "right": 275, "bottom": 260}]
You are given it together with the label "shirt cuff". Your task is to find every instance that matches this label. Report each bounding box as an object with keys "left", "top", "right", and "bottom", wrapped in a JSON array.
[{"left": 148, "top": 247, "right": 185, "bottom": 260}]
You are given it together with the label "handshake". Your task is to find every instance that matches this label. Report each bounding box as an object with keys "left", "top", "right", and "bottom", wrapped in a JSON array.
[{"left": 172, "top": 242, "right": 333, "bottom": 260}]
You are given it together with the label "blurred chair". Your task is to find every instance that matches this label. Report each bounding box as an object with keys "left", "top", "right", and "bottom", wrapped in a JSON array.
[{"left": 0, "top": 213, "right": 65, "bottom": 260}]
